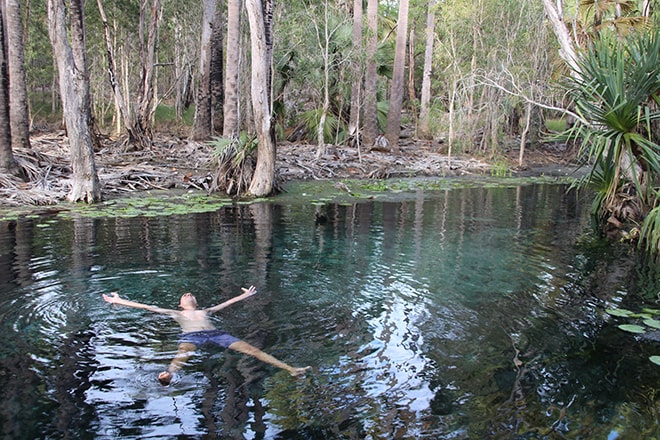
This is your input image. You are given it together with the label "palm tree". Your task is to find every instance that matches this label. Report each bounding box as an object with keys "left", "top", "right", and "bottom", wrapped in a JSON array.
[{"left": 564, "top": 31, "right": 660, "bottom": 251}]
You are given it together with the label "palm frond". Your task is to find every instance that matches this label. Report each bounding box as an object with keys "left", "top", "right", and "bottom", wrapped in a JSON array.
[{"left": 208, "top": 134, "right": 257, "bottom": 196}]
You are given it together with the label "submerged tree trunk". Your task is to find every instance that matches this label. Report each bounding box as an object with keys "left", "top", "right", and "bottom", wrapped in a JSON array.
[
  {"left": 47, "top": 0, "right": 100, "bottom": 203},
  {"left": 384, "top": 0, "right": 409, "bottom": 149},
  {"left": 246, "top": 0, "right": 276, "bottom": 197},
  {"left": 418, "top": 0, "right": 436, "bottom": 139},
  {"left": 5, "top": 0, "right": 30, "bottom": 150}
]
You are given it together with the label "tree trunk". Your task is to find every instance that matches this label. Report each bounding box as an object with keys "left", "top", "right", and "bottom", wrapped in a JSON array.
[
  {"left": 246, "top": 0, "right": 276, "bottom": 197},
  {"left": 642, "top": 0, "right": 651, "bottom": 17},
  {"left": 407, "top": 26, "right": 415, "bottom": 103},
  {"left": 315, "top": 0, "right": 331, "bottom": 157},
  {"left": 134, "top": 0, "right": 161, "bottom": 148},
  {"left": 97, "top": 0, "right": 137, "bottom": 139},
  {"left": 223, "top": 0, "right": 241, "bottom": 138},
  {"left": 210, "top": 3, "right": 224, "bottom": 131},
  {"left": 191, "top": 0, "right": 216, "bottom": 140},
  {"left": 347, "top": 0, "right": 362, "bottom": 142},
  {"left": 47, "top": 0, "right": 101, "bottom": 203},
  {"left": 541, "top": 0, "right": 580, "bottom": 75},
  {"left": 0, "top": 4, "right": 16, "bottom": 173},
  {"left": 362, "top": 0, "right": 378, "bottom": 147},
  {"left": 5, "top": 0, "right": 30, "bottom": 150},
  {"left": 172, "top": 17, "right": 193, "bottom": 119},
  {"left": 384, "top": 0, "right": 410, "bottom": 149},
  {"left": 519, "top": 101, "right": 532, "bottom": 167},
  {"left": 418, "top": 0, "right": 436, "bottom": 139}
]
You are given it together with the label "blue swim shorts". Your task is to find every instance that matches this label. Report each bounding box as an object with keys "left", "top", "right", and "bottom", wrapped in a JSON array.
[{"left": 178, "top": 329, "right": 240, "bottom": 348}]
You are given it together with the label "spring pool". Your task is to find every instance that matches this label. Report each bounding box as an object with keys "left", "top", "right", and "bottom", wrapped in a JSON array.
[{"left": 0, "top": 184, "right": 658, "bottom": 439}]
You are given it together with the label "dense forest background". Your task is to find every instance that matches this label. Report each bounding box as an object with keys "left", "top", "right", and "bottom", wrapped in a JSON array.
[
  {"left": 22, "top": 0, "right": 560, "bottom": 154},
  {"left": 0, "top": 0, "right": 659, "bottom": 231}
]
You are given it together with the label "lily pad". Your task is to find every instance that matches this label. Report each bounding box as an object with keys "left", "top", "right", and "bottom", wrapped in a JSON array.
[
  {"left": 606, "top": 308, "right": 634, "bottom": 317},
  {"left": 630, "top": 313, "right": 653, "bottom": 319},
  {"left": 643, "top": 319, "right": 660, "bottom": 330},
  {"left": 618, "top": 324, "right": 646, "bottom": 334},
  {"left": 642, "top": 308, "right": 660, "bottom": 315},
  {"left": 650, "top": 356, "right": 660, "bottom": 366}
]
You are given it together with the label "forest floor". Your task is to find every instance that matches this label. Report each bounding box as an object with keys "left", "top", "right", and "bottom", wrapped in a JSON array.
[{"left": 0, "top": 128, "right": 580, "bottom": 208}]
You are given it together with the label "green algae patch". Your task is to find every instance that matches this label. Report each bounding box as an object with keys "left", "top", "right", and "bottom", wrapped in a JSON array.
[
  {"left": 0, "top": 190, "right": 235, "bottom": 221},
  {"left": 274, "top": 174, "right": 577, "bottom": 206},
  {"left": 59, "top": 191, "right": 234, "bottom": 219}
]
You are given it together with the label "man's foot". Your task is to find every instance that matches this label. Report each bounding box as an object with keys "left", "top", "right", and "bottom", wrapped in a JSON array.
[
  {"left": 158, "top": 371, "right": 173, "bottom": 386},
  {"left": 289, "top": 366, "right": 312, "bottom": 377}
]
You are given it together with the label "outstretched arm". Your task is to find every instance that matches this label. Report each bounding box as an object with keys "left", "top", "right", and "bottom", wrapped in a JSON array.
[
  {"left": 205, "top": 286, "right": 257, "bottom": 313},
  {"left": 102, "top": 292, "right": 178, "bottom": 315}
]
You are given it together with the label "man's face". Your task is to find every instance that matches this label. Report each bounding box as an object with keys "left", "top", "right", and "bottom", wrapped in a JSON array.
[{"left": 179, "top": 292, "right": 198, "bottom": 309}]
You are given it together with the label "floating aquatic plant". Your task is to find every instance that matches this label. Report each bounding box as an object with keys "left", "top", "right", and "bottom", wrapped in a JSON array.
[{"left": 606, "top": 307, "right": 660, "bottom": 365}]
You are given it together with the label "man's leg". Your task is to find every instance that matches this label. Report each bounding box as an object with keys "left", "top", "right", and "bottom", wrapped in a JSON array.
[
  {"left": 227, "top": 340, "right": 311, "bottom": 376},
  {"left": 158, "top": 342, "right": 197, "bottom": 385}
]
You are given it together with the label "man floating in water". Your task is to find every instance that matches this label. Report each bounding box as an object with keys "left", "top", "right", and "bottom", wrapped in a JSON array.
[{"left": 102, "top": 286, "right": 311, "bottom": 385}]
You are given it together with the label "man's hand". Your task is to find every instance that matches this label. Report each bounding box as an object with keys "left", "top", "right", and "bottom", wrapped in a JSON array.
[
  {"left": 102, "top": 292, "right": 121, "bottom": 304},
  {"left": 241, "top": 286, "right": 257, "bottom": 298}
]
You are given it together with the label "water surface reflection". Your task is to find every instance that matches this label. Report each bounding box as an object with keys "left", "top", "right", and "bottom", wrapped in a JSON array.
[{"left": 0, "top": 184, "right": 658, "bottom": 439}]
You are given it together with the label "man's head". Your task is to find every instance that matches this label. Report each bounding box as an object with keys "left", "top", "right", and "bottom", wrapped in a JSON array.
[
  {"left": 158, "top": 371, "right": 173, "bottom": 386},
  {"left": 179, "top": 292, "right": 198, "bottom": 310}
]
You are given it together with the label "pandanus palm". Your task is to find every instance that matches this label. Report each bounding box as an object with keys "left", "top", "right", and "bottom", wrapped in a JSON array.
[{"left": 565, "top": 31, "right": 660, "bottom": 251}]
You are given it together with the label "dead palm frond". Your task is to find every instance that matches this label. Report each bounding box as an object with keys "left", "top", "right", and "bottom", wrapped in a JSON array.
[{"left": 207, "top": 133, "right": 257, "bottom": 197}]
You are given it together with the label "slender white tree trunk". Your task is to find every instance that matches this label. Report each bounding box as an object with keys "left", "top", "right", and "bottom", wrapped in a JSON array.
[
  {"left": 0, "top": 4, "right": 16, "bottom": 172},
  {"left": 418, "top": 0, "right": 437, "bottom": 139},
  {"left": 362, "top": 0, "right": 378, "bottom": 147},
  {"left": 246, "top": 0, "right": 275, "bottom": 197},
  {"left": 5, "top": 0, "right": 30, "bottom": 149},
  {"left": 347, "top": 0, "right": 362, "bottom": 142},
  {"left": 191, "top": 0, "right": 216, "bottom": 140},
  {"left": 136, "top": 0, "right": 161, "bottom": 145},
  {"left": 384, "top": 0, "right": 409, "bottom": 149},
  {"left": 47, "top": 0, "right": 100, "bottom": 203},
  {"left": 315, "top": 1, "right": 331, "bottom": 157},
  {"left": 223, "top": 0, "right": 241, "bottom": 137},
  {"left": 541, "top": 0, "right": 580, "bottom": 75},
  {"left": 97, "top": 0, "right": 134, "bottom": 138}
]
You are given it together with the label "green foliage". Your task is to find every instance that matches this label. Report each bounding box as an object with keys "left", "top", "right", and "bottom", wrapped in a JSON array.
[
  {"left": 299, "top": 107, "right": 342, "bottom": 144},
  {"left": 490, "top": 158, "right": 512, "bottom": 178},
  {"left": 154, "top": 104, "right": 178, "bottom": 123},
  {"left": 376, "top": 101, "right": 389, "bottom": 132},
  {"left": 560, "top": 30, "right": 660, "bottom": 251},
  {"left": 640, "top": 206, "right": 660, "bottom": 253},
  {"left": 545, "top": 118, "right": 567, "bottom": 132}
]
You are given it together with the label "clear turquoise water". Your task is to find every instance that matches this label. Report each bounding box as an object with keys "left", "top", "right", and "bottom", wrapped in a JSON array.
[{"left": 0, "top": 184, "right": 658, "bottom": 439}]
